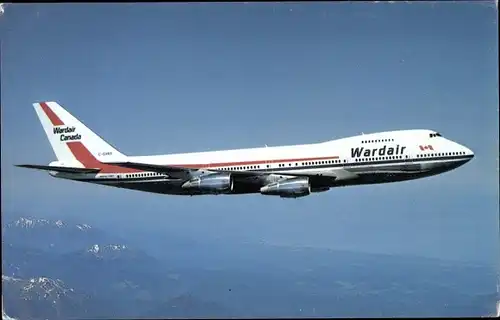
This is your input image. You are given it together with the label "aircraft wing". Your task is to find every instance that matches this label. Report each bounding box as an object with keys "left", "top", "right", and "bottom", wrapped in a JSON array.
[
  {"left": 102, "top": 161, "right": 194, "bottom": 179},
  {"left": 104, "top": 161, "right": 275, "bottom": 180},
  {"left": 104, "top": 161, "right": 358, "bottom": 183},
  {"left": 15, "top": 164, "right": 101, "bottom": 174}
]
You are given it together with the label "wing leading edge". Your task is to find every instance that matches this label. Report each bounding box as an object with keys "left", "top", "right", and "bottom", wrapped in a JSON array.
[{"left": 15, "top": 164, "right": 101, "bottom": 174}]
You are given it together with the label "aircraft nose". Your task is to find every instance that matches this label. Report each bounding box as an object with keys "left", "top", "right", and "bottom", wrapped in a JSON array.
[{"left": 463, "top": 145, "right": 474, "bottom": 160}]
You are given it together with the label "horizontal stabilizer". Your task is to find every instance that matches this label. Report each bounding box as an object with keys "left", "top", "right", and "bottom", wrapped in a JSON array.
[{"left": 15, "top": 164, "right": 101, "bottom": 174}]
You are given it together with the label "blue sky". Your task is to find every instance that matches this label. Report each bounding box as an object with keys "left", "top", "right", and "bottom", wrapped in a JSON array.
[{"left": 1, "top": 3, "right": 498, "bottom": 266}]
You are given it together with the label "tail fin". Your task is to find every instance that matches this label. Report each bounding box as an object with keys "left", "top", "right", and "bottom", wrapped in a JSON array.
[{"left": 33, "top": 101, "right": 128, "bottom": 168}]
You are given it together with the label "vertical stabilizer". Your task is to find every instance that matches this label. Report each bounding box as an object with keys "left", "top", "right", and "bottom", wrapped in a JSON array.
[{"left": 32, "top": 101, "right": 128, "bottom": 167}]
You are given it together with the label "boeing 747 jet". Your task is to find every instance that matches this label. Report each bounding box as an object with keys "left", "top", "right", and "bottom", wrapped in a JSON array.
[{"left": 16, "top": 102, "right": 474, "bottom": 198}]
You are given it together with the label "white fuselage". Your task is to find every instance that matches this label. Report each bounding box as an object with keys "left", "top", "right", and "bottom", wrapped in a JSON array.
[{"left": 54, "top": 129, "right": 474, "bottom": 197}]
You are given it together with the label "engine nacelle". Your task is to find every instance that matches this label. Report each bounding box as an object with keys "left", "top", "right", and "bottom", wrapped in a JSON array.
[
  {"left": 181, "top": 172, "right": 234, "bottom": 194},
  {"left": 260, "top": 177, "right": 311, "bottom": 198}
]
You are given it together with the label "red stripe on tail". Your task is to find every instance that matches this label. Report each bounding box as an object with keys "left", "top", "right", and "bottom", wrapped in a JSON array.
[
  {"left": 39, "top": 102, "right": 65, "bottom": 126},
  {"left": 66, "top": 142, "right": 141, "bottom": 173}
]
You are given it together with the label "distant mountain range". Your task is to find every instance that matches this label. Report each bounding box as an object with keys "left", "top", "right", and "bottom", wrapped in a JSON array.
[
  {"left": 2, "top": 216, "right": 116, "bottom": 253},
  {"left": 2, "top": 213, "right": 498, "bottom": 319},
  {"left": 2, "top": 215, "right": 230, "bottom": 319}
]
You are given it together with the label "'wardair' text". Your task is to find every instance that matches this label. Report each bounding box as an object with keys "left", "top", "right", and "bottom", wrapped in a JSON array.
[{"left": 351, "top": 145, "right": 406, "bottom": 158}]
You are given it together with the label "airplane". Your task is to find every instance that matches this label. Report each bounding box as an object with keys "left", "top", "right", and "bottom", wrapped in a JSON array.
[{"left": 15, "top": 101, "right": 474, "bottom": 198}]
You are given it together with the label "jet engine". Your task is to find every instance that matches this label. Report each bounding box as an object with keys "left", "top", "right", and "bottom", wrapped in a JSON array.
[
  {"left": 260, "top": 177, "right": 311, "bottom": 198},
  {"left": 181, "top": 172, "right": 234, "bottom": 194}
]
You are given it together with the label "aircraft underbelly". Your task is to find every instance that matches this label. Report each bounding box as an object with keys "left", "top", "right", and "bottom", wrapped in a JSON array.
[{"left": 76, "top": 158, "right": 464, "bottom": 196}]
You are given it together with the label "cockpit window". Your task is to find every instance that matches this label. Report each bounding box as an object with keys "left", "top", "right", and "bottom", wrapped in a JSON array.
[{"left": 429, "top": 132, "right": 442, "bottom": 138}]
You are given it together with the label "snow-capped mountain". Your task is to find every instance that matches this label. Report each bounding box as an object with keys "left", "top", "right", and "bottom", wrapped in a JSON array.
[
  {"left": 2, "top": 275, "right": 74, "bottom": 301},
  {"left": 2, "top": 216, "right": 118, "bottom": 253},
  {"left": 2, "top": 274, "right": 88, "bottom": 320},
  {"left": 88, "top": 243, "right": 127, "bottom": 253},
  {"left": 8, "top": 217, "right": 51, "bottom": 229},
  {"left": 5, "top": 217, "right": 92, "bottom": 232},
  {"left": 83, "top": 243, "right": 150, "bottom": 260}
]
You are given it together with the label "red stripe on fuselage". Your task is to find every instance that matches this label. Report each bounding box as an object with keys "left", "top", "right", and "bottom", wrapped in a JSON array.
[
  {"left": 39, "top": 102, "right": 65, "bottom": 126},
  {"left": 66, "top": 142, "right": 141, "bottom": 174},
  {"left": 167, "top": 155, "right": 340, "bottom": 169}
]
